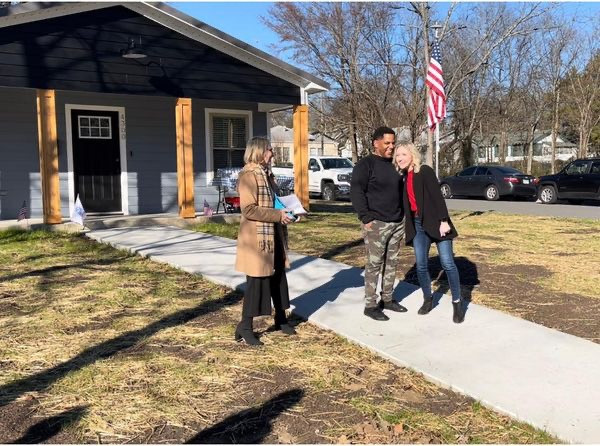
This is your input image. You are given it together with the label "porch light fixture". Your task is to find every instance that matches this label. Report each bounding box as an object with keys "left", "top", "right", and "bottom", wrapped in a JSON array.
[{"left": 121, "top": 37, "right": 147, "bottom": 59}]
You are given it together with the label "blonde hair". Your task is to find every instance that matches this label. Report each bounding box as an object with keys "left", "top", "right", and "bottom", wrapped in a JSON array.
[
  {"left": 244, "top": 136, "right": 271, "bottom": 165},
  {"left": 394, "top": 143, "right": 421, "bottom": 173}
]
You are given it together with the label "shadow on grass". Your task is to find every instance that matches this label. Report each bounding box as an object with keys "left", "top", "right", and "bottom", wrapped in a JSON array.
[
  {"left": 320, "top": 238, "right": 364, "bottom": 260},
  {"left": 13, "top": 406, "right": 87, "bottom": 444},
  {"left": 185, "top": 389, "right": 304, "bottom": 444},
  {"left": 0, "top": 291, "right": 242, "bottom": 407},
  {"left": 0, "top": 257, "right": 130, "bottom": 283}
]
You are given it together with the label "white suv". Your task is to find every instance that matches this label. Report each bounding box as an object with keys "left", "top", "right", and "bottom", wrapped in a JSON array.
[{"left": 272, "top": 156, "right": 354, "bottom": 201}]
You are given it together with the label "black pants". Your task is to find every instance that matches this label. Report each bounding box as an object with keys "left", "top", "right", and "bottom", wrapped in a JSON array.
[{"left": 242, "top": 226, "right": 290, "bottom": 317}]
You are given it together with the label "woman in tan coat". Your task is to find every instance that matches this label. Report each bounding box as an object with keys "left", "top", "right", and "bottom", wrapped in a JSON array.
[{"left": 234, "top": 136, "right": 295, "bottom": 345}]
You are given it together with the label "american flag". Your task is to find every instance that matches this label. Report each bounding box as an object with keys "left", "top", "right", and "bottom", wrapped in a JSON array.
[
  {"left": 17, "top": 200, "right": 29, "bottom": 221},
  {"left": 426, "top": 40, "right": 446, "bottom": 130}
]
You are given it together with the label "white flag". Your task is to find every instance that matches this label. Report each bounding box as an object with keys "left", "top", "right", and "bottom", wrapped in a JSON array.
[{"left": 71, "top": 195, "right": 86, "bottom": 226}]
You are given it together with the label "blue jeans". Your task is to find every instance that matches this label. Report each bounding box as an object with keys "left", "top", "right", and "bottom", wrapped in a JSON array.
[{"left": 413, "top": 217, "right": 462, "bottom": 302}]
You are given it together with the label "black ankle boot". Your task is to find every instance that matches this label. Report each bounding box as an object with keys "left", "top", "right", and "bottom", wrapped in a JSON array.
[
  {"left": 418, "top": 297, "right": 433, "bottom": 315},
  {"left": 274, "top": 311, "right": 296, "bottom": 335},
  {"left": 235, "top": 317, "right": 263, "bottom": 346},
  {"left": 452, "top": 301, "right": 465, "bottom": 324}
]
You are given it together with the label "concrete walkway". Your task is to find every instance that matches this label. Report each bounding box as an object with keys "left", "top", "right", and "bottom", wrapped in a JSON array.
[{"left": 87, "top": 225, "right": 600, "bottom": 444}]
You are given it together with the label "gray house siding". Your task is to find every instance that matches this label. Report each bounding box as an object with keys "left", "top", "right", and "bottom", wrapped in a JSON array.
[
  {"left": 0, "top": 86, "right": 269, "bottom": 220},
  {"left": 0, "top": 87, "right": 42, "bottom": 219}
]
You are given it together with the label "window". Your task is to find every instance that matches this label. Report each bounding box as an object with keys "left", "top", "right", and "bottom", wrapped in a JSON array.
[
  {"left": 495, "top": 166, "right": 522, "bottom": 175},
  {"left": 273, "top": 146, "right": 290, "bottom": 166},
  {"left": 458, "top": 167, "right": 476, "bottom": 176},
  {"left": 210, "top": 113, "right": 249, "bottom": 172},
  {"left": 78, "top": 115, "right": 111, "bottom": 139},
  {"left": 591, "top": 161, "right": 600, "bottom": 174},
  {"left": 309, "top": 158, "right": 320, "bottom": 171},
  {"left": 565, "top": 161, "right": 590, "bottom": 175},
  {"left": 320, "top": 158, "right": 353, "bottom": 169},
  {"left": 475, "top": 167, "right": 490, "bottom": 176}
]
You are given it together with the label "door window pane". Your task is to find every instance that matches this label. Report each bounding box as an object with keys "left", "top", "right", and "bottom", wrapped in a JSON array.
[{"left": 78, "top": 115, "right": 112, "bottom": 139}]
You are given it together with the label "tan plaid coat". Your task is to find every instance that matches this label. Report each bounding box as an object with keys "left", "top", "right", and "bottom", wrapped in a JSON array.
[{"left": 235, "top": 165, "right": 290, "bottom": 277}]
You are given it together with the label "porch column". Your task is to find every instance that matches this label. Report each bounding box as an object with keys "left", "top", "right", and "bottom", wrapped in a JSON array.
[
  {"left": 293, "top": 104, "right": 309, "bottom": 210},
  {"left": 175, "top": 98, "right": 195, "bottom": 218},
  {"left": 36, "top": 89, "right": 61, "bottom": 224}
]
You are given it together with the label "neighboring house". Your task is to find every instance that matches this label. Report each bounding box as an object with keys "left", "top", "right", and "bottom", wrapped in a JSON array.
[
  {"left": 0, "top": 2, "right": 328, "bottom": 221},
  {"left": 476, "top": 131, "right": 577, "bottom": 164},
  {"left": 270, "top": 125, "right": 338, "bottom": 166}
]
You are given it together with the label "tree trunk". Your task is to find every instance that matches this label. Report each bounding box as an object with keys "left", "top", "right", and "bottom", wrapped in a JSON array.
[
  {"left": 551, "top": 88, "right": 560, "bottom": 174},
  {"left": 461, "top": 135, "right": 473, "bottom": 168}
]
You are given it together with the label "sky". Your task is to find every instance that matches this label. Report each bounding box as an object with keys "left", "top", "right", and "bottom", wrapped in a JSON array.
[{"left": 169, "top": 1, "right": 600, "bottom": 68}]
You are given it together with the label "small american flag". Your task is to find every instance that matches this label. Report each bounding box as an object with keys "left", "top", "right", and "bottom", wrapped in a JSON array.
[
  {"left": 426, "top": 40, "right": 446, "bottom": 130},
  {"left": 17, "top": 200, "right": 29, "bottom": 221}
]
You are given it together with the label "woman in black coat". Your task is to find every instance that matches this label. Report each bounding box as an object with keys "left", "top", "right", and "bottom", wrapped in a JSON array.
[{"left": 395, "top": 143, "right": 465, "bottom": 323}]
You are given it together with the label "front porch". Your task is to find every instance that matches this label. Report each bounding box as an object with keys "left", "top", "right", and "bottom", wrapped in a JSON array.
[{"left": 0, "top": 2, "right": 328, "bottom": 223}]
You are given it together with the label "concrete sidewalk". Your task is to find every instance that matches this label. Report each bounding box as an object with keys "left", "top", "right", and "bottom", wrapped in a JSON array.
[{"left": 87, "top": 225, "right": 600, "bottom": 444}]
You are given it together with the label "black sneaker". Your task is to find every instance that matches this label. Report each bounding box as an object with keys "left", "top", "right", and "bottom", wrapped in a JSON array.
[
  {"left": 364, "top": 307, "right": 389, "bottom": 321},
  {"left": 380, "top": 300, "right": 408, "bottom": 313}
]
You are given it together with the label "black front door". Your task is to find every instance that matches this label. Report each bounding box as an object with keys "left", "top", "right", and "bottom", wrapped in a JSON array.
[{"left": 71, "top": 109, "right": 121, "bottom": 212}]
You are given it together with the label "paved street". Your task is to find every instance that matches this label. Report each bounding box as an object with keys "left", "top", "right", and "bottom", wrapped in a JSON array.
[{"left": 446, "top": 198, "right": 600, "bottom": 219}]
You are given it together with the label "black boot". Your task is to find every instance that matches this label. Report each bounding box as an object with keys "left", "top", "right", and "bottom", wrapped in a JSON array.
[
  {"left": 274, "top": 310, "right": 296, "bottom": 335},
  {"left": 418, "top": 297, "right": 433, "bottom": 315},
  {"left": 235, "top": 316, "right": 263, "bottom": 346},
  {"left": 452, "top": 301, "right": 465, "bottom": 324}
]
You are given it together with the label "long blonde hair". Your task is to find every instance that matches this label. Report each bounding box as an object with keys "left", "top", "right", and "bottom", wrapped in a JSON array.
[
  {"left": 244, "top": 136, "right": 271, "bottom": 165},
  {"left": 394, "top": 143, "right": 421, "bottom": 174}
]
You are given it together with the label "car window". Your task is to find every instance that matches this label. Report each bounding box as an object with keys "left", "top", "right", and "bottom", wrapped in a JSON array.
[
  {"left": 591, "top": 161, "right": 600, "bottom": 174},
  {"left": 458, "top": 167, "right": 477, "bottom": 176},
  {"left": 320, "top": 158, "right": 354, "bottom": 169},
  {"left": 565, "top": 161, "right": 590, "bottom": 175},
  {"left": 309, "top": 159, "right": 319, "bottom": 170},
  {"left": 494, "top": 166, "right": 523, "bottom": 175},
  {"left": 475, "top": 167, "right": 490, "bottom": 175}
]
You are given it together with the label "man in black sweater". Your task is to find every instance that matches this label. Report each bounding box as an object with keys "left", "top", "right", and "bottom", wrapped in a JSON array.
[{"left": 351, "top": 127, "right": 406, "bottom": 321}]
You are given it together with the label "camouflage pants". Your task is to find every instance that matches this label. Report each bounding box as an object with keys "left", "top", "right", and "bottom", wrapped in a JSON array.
[{"left": 362, "top": 220, "right": 405, "bottom": 308}]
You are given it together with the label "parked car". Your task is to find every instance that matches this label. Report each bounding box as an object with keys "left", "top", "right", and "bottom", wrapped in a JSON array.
[
  {"left": 439, "top": 165, "right": 538, "bottom": 201},
  {"left": 537, "top": 158, "right": 600, "bottom": 204},
  {"left": 272, "top": 156, "right": 354, "bottom": 201}
]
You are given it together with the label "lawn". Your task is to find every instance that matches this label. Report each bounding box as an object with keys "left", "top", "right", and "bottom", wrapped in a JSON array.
[
  {"left": 0, "top": 228, "right": 557, "bottom": 443},
  {"left": 192, "top": 200, "right": 600, "bottom": 343}
]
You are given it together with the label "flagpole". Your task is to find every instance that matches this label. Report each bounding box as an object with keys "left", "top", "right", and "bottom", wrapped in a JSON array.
[
  {"left": 435, "top": 124, "right": 440, "bottom": 179},
  {"left": 432, "top": 21, "right": 442, "bottom": 180}
]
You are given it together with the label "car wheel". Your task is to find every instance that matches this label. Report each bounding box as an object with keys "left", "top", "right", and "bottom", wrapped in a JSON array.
[
  {"left": 440, "top": 183, "right": 452, "bottom": 199},
  {"left": 485, "top": 184, "right": 499, "bottom": 201},
  {"left": 539, "top": 185, "right": 557, "bottom": 204},
  {"left": 322, "top": 183, "right": 336, "bottom": 201}
]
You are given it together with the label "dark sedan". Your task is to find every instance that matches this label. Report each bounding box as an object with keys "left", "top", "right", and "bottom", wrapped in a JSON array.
[
  {"left": 538, "top": 158, "right": 600, "bottom": 204},
  {"left": 440, "top": 166, "right": 538, "bottom": 201}
]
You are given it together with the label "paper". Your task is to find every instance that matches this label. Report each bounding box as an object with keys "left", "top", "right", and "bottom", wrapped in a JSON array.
[{"left": 277, "top": 194, "right": 308, "bottom": 215}]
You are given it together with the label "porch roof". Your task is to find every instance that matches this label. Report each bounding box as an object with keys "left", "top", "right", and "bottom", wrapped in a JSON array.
[{"left": 0, "top": 2, "right": 329, "bottom": 103}]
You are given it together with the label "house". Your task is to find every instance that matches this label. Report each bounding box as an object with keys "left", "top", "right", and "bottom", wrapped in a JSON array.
[
  {"left": 476, "top": 131, "right": 577, "bottom": 164},
  {"left": 0, "top": 2, "right": 328, "bottom": 222},
  {"left": 270, "top": 125, "right": 338, "bottom": 167}
]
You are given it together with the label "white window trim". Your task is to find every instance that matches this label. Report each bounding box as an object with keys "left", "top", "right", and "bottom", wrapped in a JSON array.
[
  {"left": 65, "top": 104, "right": 129, "bottom": 217},
  {"left": 204, "top": 108, "right": 253, "bottom": 185}
]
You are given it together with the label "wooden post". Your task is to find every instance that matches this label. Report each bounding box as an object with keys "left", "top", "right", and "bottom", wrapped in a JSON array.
[
  {"left": 36, "top": 89, "right": 61, "bottom": 224},
  {"left": 293, "top": 104, "right": 309, "bottom": 210},
  {"left": 175, "top": 98, "right": 195, "bottom": 218}
]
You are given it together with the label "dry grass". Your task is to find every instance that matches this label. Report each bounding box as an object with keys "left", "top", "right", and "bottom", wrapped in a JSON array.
[{"left": 0, "top": 228, "right": 557, "bottom": 443}]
